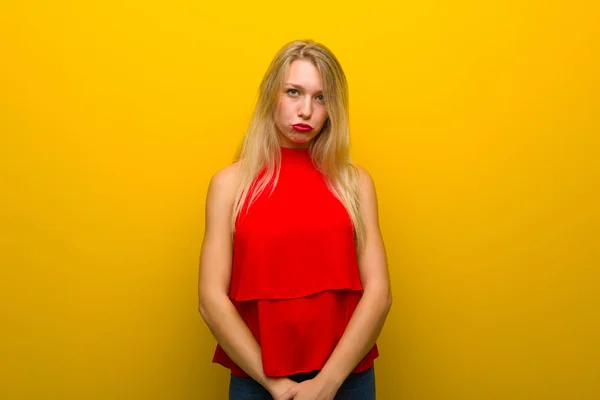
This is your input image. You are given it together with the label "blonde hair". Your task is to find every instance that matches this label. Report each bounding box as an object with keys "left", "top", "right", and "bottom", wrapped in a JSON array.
[{"left": 231, "top": 39, "right": 365, "bottom": 252}]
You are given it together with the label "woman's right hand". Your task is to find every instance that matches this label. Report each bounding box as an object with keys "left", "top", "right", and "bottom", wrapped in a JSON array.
[{"left": 267, "top": 377, "right": 298, "bottom": 399}]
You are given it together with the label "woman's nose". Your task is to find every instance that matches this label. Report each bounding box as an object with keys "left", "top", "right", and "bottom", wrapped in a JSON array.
[{"left": 298, "top": 98, "right": 312, "bottom": 119}]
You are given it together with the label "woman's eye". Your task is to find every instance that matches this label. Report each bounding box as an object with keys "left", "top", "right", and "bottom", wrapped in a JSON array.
[{"left": 286, "top": 89, "right": 324, "bottom": 101}]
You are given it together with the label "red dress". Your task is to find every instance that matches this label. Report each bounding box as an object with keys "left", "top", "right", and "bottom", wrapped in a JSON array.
[{"left": 212, "top": 146, "right": 379, "bottom": 377}]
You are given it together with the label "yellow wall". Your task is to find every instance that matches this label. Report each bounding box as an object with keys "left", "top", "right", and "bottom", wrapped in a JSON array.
[{"left": 2, "top": 1, "right": 598, "bottom": 399}]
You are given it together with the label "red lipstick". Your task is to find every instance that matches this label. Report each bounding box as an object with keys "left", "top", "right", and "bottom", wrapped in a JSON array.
[{"left": 292, "top": 123, "right": 313, "bottom": 132}]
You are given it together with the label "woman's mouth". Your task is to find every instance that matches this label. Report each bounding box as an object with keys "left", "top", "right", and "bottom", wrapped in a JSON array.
[{"left": 292, "top": 123, "right": 313, "bottom": 132}]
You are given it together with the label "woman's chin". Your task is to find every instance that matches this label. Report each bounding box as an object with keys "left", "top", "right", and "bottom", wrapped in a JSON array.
[{"left": 281, "top": 132, "right": 313, "bottom": 147}]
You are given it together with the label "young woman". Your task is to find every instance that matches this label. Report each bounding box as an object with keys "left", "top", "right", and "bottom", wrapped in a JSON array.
[{"left": 198, "top": 39, "right": 392, "bottom": 400}]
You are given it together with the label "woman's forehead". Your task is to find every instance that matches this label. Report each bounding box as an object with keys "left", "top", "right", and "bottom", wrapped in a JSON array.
[{"left": 284, "top": 60, "right": 323, "bottom": 91}]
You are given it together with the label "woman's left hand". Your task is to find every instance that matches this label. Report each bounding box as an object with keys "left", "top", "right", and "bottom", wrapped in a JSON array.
[{"left": 275, "top": 376, "right": 339, "bottom": 400}]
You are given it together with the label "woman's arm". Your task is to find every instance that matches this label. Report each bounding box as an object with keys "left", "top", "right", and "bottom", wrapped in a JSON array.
[
  {"left": 280, "top": 166, "right": 392, "bottom": 400},
  {"left": 198, "top": 164, "right": 297, "bottom": 398},
  {"left": 318, "top": 166, "right": 392, "bottom": 388}
]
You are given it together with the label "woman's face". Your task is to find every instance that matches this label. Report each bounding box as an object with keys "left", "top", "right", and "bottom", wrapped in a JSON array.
[{"left": 274, "top": 59, "right": 328, "bottom": 148}]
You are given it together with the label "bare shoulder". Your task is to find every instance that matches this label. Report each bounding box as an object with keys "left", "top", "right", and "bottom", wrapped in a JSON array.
[
  {"left": 210, "top": 161, "right": 241, "bottom": 189},
  {"left": 354, "top": 164, "right": 377, "bottom": 195},
  {"left": 207, "top": 161, "right": 241, "bottom": 203},
  {"left": 353, "top": 164, "right": 380, "bottom": 228}
]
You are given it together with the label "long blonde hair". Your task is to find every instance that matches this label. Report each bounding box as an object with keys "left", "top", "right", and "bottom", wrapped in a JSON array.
[{"left": 231, "top": 39, "right": 365, "bottom": 252}]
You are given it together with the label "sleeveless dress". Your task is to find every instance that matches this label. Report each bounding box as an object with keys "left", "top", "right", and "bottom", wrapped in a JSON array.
[{"left": 212, "top": 146, "right": 379, "bottom": 377}]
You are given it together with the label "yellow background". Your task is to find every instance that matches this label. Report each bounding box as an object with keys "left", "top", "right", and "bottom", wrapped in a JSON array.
[{"left": 1, "top": 1, "right": 599, "bottom": 399}]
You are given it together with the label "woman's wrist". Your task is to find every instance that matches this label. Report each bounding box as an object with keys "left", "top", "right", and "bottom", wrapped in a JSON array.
[
  {"left": 315, "top": 368, "right": 345, "bottom": 393},
  {"left": 265, "top": 376, "right": 295, "bottom": 397}
]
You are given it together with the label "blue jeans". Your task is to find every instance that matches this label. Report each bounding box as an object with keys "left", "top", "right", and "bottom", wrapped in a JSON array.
[{"left": 229, "top": 366, "right": 376, "bottom": 400}]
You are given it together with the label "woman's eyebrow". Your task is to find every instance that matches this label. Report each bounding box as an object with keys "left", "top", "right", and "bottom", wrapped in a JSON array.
[{"left": 285, "top": 82, "right": 323, "bottom": 94}]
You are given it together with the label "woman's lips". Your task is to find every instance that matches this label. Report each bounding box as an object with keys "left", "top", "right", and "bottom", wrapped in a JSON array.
[{"left": 292, "top": 124, "right": 313, "bottom": 132}]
